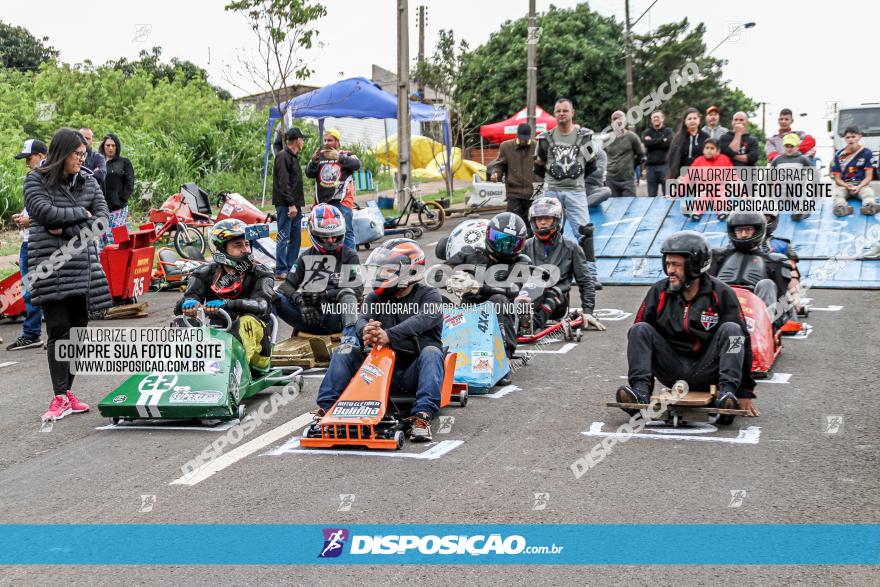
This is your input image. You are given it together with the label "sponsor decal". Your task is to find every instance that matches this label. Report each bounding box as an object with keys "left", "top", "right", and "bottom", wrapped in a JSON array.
[
  {"left": 319, "top": 528, "right": 349, "bottom": 558},
  {"left": 744, "top": 316, "right": 756, "bottom": 333},
  {"left": 169, "top": 391, "right": 223, "bottom": 404},
  {"left": 112, "top": 395, "right": 127, "bottom": 404},
  {"left": 443, "top": 313, "right": 465, "bottom": 329},
  {"left": 472, "top": 351, "right": 493, "bottom": 374},
  {"left": 700, "top": 309, "right": 718, "bottom": 330},
  {"left": 361, "top": 364, "right": 383, "bottom": 378},
  {"left": 360, "top": 373, "right": 374, "bottom": 385},
  {"left": 331, "top": 400, "right": 381, "bottom": 418}
]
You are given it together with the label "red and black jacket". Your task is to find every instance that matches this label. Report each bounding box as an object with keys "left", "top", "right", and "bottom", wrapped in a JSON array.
[{"left": 634, "top": 274, "right": 756, "bottom": 395}]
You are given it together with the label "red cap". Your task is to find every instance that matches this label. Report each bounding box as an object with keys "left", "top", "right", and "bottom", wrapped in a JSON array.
[{"left": 706, "top": 105, "right": 719, "bottom": 114}]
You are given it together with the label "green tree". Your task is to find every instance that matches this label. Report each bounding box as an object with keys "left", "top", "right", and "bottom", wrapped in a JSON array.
[
  {"left": 105, "top": 47, "right": 232, "bottom": 100},
  {"left": 0, "top": 20, "right": 59, "bottom": 70}
]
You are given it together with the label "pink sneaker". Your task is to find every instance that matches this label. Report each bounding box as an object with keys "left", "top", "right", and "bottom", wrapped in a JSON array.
[
  {"left": 66, "top": 391, "right": 90, "bottom": 414},
  {"left": 42, "top": 395, "right": 71, "bottom": 421}
]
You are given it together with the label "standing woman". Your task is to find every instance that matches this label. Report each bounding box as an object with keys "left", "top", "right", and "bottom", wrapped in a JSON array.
[
  {"left": 25, "top": 128, "right": 112, "bottom": 421},
  {"left": 666, "top": 107, "right": 709, "bottom": 179},
  {"left": 99, "top": 132, "right": 135, "bottom": 233}
]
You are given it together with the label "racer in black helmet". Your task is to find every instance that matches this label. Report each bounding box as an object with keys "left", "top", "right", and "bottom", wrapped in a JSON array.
[
  {"left": 175, "top": 219, "right": 275, "bottom": 374},
  {"left": 615, "top": 231, "right": 759, "bottom": 417}
]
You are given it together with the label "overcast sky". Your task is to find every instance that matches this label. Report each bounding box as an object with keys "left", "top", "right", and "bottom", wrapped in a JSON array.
[{"left": 5, "top": 0, "right": 877, "bottom": 159}]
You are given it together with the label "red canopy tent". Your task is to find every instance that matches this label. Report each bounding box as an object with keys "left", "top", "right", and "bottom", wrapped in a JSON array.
[{"left": 479, "top": 106, "right": 557, "bottom": 144}]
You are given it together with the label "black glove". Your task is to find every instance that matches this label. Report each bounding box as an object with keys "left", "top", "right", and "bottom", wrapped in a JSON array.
[
  {"left": 301, "top": 305, "right": 320, "bottom": 326},
  {"left": 302, "top": 291, "right": 321, "bottom": 307}
]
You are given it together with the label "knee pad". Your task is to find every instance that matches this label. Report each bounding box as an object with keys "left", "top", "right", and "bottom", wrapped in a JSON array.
[{"left": 335, "top": 288, "right": 359, "bottom": 328}]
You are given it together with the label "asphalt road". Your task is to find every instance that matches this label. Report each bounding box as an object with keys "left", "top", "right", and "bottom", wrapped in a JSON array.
[{"left": 0, "top": 213, "right": 877, "bottom": 585}]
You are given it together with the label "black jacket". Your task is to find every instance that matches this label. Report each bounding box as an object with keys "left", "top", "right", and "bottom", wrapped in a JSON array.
[
  {"left": 277, "top": 246, "right": 364, "bottom": 302},
  {"left": 174, "top": 262, "right": 275, "bottom": 321},
  {"left": 272, "top": 147, "right": 305, "bottom": 207},
  {"left": 719, "top": 131, "right": 760, "bottom": 167},
  {"left": 356, "top": 282, "right": 443, "bottom": 366},
  {"left": 642, "top": 126, "right": 674, "bottom": 166},
  {"left": 24, "top": 169, "right": 112, "bottom": 309},
  {"left": 100, "top": 133, "right": 135, "bottom": 212},
  {"left": 522, "top": 234, "right": 595, "bottom": 314},
  {"left": 445, "top": 249, "right": 535, "bottom": 302},
  {"left": 634, "top": 274, "right": 756, "bottom": 395},
  {"left": 667, "top": 129, "right": 709, "bottom": 178}
]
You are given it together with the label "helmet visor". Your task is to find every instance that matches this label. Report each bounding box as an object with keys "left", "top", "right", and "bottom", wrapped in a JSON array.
[{"left": 488, "top": 227, "right": 525, "bottom": 255}]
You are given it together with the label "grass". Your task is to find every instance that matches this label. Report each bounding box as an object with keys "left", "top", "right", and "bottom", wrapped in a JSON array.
[{"left": 0, "top": 230, "right": 22, "bottom": 257}]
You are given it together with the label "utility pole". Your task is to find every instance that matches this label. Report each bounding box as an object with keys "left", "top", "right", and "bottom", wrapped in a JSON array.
[
  {"left": 417, "top": 5, "right": 426, "bottom": 97},
  {"left": 526, "top": 0, "right": 537, "bottom": 132},
  {"left": 760, "top": 101, "right": 768, "bottom": 135},
  {"left": 624, "top": 0, "right": 634, "bottom": 114},
  {"left": 397, "top": 0, "right": 412, "bottom": 211}
]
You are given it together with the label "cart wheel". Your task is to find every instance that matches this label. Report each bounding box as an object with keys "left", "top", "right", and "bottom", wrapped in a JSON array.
[
  {"left": 110, "top": 417, "right": 120, "bottom": 425},
  {"left": 716, "top": 414, "right": 735, "bottom": 426},
  {"left": 575, "top": 329, "right": 583, "bottom": 342},
  {"left": 412, "top": 227, "right": 424, "bottom": 239},
  {"left": 418, "top": 201, "right": 446, "bottom": 230},
  {"left": 174, "top": 225, "right": 206, "bottom": 257},
  {"left": 404, "top": 229, "right": 416, "bottom": 239},
  {"left": 237, "top": 404, "right": 246, "bottom": 421},
  {"left": 364, "top": 243, "right": 371, "bottom": 249},
  {"left": 458, "top": 388, "right": 468, "bottom": 408},
  {"left": 394, "top": 430, "right": 405, "bottom": 450}
]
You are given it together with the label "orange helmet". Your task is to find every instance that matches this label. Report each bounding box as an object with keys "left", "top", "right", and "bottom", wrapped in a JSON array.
[{"left": 365, "top": 238, "right": 426, "bottom": 295}]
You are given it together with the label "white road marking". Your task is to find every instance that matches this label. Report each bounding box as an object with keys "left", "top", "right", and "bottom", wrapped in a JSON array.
[
  {"left": 169, "top": 412, "right": 313, "bottom": 486},
  {"left": 526, "top": 342, "right": 577, "bottom": 354},
  {"left": 426, "top": 241, "right": 439, "bottom": 247},
  {"left": 809, "top": 306, "right": 843, "bottom": 312},
  {"left": 593, "top": 309, "right": 633, "bottom": 321},
  {"left": 476, "top": 385, "right": 521, "bottom": 399},
  {"left": 757, "top": 373, "right": 792, "bottom": 384},
  {"left": 583, "top": 421, "right": 761, "bottom": 444},
  {"left": 265, "top": 437, "right": 463, "bottom": 459},
  {"left": 0, "top": 361, "right": 18, "bottom": 369},
  {"left": 96, "top": 420, "right": 240, "bottom": 432}
]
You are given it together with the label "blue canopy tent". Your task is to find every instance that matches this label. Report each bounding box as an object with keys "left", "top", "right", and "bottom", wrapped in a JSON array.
[{"left": 261, "top": 76, "right": 452, "bottom": 206}]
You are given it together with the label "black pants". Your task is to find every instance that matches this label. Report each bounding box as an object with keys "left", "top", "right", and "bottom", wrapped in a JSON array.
[
  {"left": 646, "top": 164, "right": 668, "bottom": 197},
  {"left": 533, "top": 289, "right": 568, "bottom": 331},
  {"left": 487, "top": 293, "right": 518, "bottom": 357},
  {"left": 627, "top": 321, "right": 745, "bottom": 396},
  {"left": 43, "top": 296, "right": 89, "bottom": 396},
  {"left": 506, "top": 198, "right": 533, "bottom": 236}
]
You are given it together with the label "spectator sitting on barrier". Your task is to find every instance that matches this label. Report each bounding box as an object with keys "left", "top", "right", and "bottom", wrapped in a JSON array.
[
  {"left": 683, "top": 138, "right": 733, "bottom": 221},
  {"left": 770, "top": 133, "right": 814, "bottom": 221},
  {"left": 830, "top": 126, "right": 876, "bottom": 217},
  {"left": 642, "top": 110, "right": 673, "bottom": 197},
  {"left": 765, "top": 108, "right": 816, "bottom": 163}
]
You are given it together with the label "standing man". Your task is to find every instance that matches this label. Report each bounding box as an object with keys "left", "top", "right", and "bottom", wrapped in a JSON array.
[
  {"left": 765, "top": 108, "right": 816, "bottom": 162},
  {"left": 306, "top": 128, "right": 361, "bottom": 250},
  {"left": 702, "top": 106, "right": 728, "bottom": 141},
  {"left": 78, "top": 127, "right": 106, "bottom": 184},
  {"left": 534, "top": 98, "right": 598, "bottom": 276},
  {"left": 719, "top": 111, "right": 760, "bottom": 168},
  {"left": 489, "top": 122, "right": 540, "bottom": 233},
  {"left": 7, "top": 139, "right": 47, "bottom": 351},
  {"left": 642, "top": 111, "right": 674, "bottom": 197},
  {"left": 272, "top": 127, "right": 307, "bottom": 280},
  {"left": 604, "top": 110, "right": 645, "bottom": 197}
]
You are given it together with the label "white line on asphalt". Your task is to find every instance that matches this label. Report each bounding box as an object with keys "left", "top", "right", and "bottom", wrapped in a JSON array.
[
  {"left": 476, "top": 385, "right": 521, "bottom": 399},
  {"left": 583, "top": 422, "right": 761, "bottom": 444},
  {"left": 96, "top": 420, "right": 240, "bottom": 432},
  {"left": 526, "top": 342, "right": 577, "bottom": 354},
  {"left": 0, "top": 361, "right": 18, "bottom": 369},
  {"left": 264, "top": 437, "right": 463, "bottom": 459},
  {"left": 169, "top": 412, "right": 313, "bottom": 486},
  {"left": 757, "top": 373, "right": 792, "bottom": 384},
  {"left": 808, "top": 305, "right": 843, "bottom": 312},
  {"left": 426, "top": 241, "right": 439, "bottom": 247}
]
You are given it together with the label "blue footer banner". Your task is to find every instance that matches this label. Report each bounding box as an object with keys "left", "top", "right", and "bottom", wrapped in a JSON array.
[{"left": 0, "top": 524, "right": 877, "bottom": 565}]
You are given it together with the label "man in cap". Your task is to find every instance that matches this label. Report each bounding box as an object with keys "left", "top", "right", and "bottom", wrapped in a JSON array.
[
  {"left": 7, "top": 139, "right": 48, "bottom": 351},
  {"left": 702, "top": 106, "right": 728, "bottom": 141},
  {"left": 488, "top": 122, "right": 541, "bottom": 233},
  {"left": 306, "top": 128, "right": 361, "bottom": 250},
  {"left": 272, "top": 127, "right": 307, "bottom": 280}
]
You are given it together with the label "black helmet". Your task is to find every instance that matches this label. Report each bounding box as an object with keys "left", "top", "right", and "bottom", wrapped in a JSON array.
[
  {"left": 486, "top": 212, "right": 527, "bottom": 260},
  {"left": 764, "top": 212, "right": 779, "bottom": 237},
  {"left": 660, "top": 231, "right": 711, "bottom": 283},
  {"left": 727, "top": 212, "right": 766, "bottom": 252}
]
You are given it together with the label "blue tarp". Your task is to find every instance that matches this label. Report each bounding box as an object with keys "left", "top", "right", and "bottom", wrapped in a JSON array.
[{"left": 262, "top": 77, "right": 451, "bottom": 204}]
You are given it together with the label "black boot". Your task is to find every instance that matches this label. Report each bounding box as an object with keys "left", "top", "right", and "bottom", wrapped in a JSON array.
[{"left": 578, "top": 223, "right": 602, "bottom": 289}]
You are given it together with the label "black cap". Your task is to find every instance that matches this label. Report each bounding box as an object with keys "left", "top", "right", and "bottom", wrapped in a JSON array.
[
  {"left": 285, "top": 127, "right": 306, "bottom": 141},
  {"left": 516, "top": 123, "right": 533, "bottom": 140},
  {"left": 15, "top": 139, "right": 48, "bottom": 160}
]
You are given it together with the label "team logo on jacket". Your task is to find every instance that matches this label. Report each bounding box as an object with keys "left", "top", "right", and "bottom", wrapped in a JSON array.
[{"left": 700, "top": 309, "right": 718, "bottom": 330}]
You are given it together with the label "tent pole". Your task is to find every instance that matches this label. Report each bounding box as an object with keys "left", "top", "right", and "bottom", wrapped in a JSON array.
[
  {"left": 480, "top": 136, "right": 484, "bottom": 166},
  {"left": 383, "top": 119, "right": 391, "bottom": 175}
]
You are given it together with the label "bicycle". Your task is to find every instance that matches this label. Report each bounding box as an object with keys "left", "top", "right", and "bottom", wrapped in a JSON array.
[{"left": 383, "top": 185, "right": 446, "bottom": 236}]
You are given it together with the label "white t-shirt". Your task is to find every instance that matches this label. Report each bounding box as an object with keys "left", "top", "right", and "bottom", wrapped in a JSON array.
[{"left": 20, "top": 208, "right": 30, "bottom": 243}]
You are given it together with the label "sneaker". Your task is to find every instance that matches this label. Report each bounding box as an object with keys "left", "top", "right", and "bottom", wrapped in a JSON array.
[
  {"left": 42, "top": 395, "right": 71, "bottom": 421},
  {"left": 863, "top": 243, "right": 880, "bottom": 259},
  {"left": 496, "top": 373, "right": 512, "bottom": 386},
  {"left": 715, "top": 391, "right": 739, "bottom": 411},
  {"left": 6, "top": 336, "right": 43, "bottom": 351},
  {"left": 275, "top": 273, "right": 288, "bottom": 281},
  {"left": 860, "top": 202, "right": 878, "bottom": 216},
  {"left": 310, "top": 407, "right": 326, "bottom": 426},
  {"left": 66, "top": 391, "right": 90, "bottom": 413},
  {"left": 616, "top": 385, "right": 649, "bottom": 405},
  {"left": 408, "top": 412, "right": 432, "bottom": 442},
  {"left": 717, "top": 213, "right": 729, "bottom": 221}
]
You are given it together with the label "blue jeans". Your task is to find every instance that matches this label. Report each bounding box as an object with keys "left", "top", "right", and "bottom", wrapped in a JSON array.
[
  {"left": 646, "top": 164, "right": 668, "bottom": 197},
  {"left": 273, "top": 297, "right": 357, "bottom": 342},
  {"left": 330, "top": 203, "right": 356, "bottom": 250},
  {"left": 275, "top": 206, "right": 302, "bottom": 275},
  {"left": 317, "top": 345, "right": 445, "bottom": 418},
  {"left": 547, "top": 190, "right": 598, "bottom": 279},
  {"left": 20, "top": 242, "right": 42, "bottom": 339}
]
